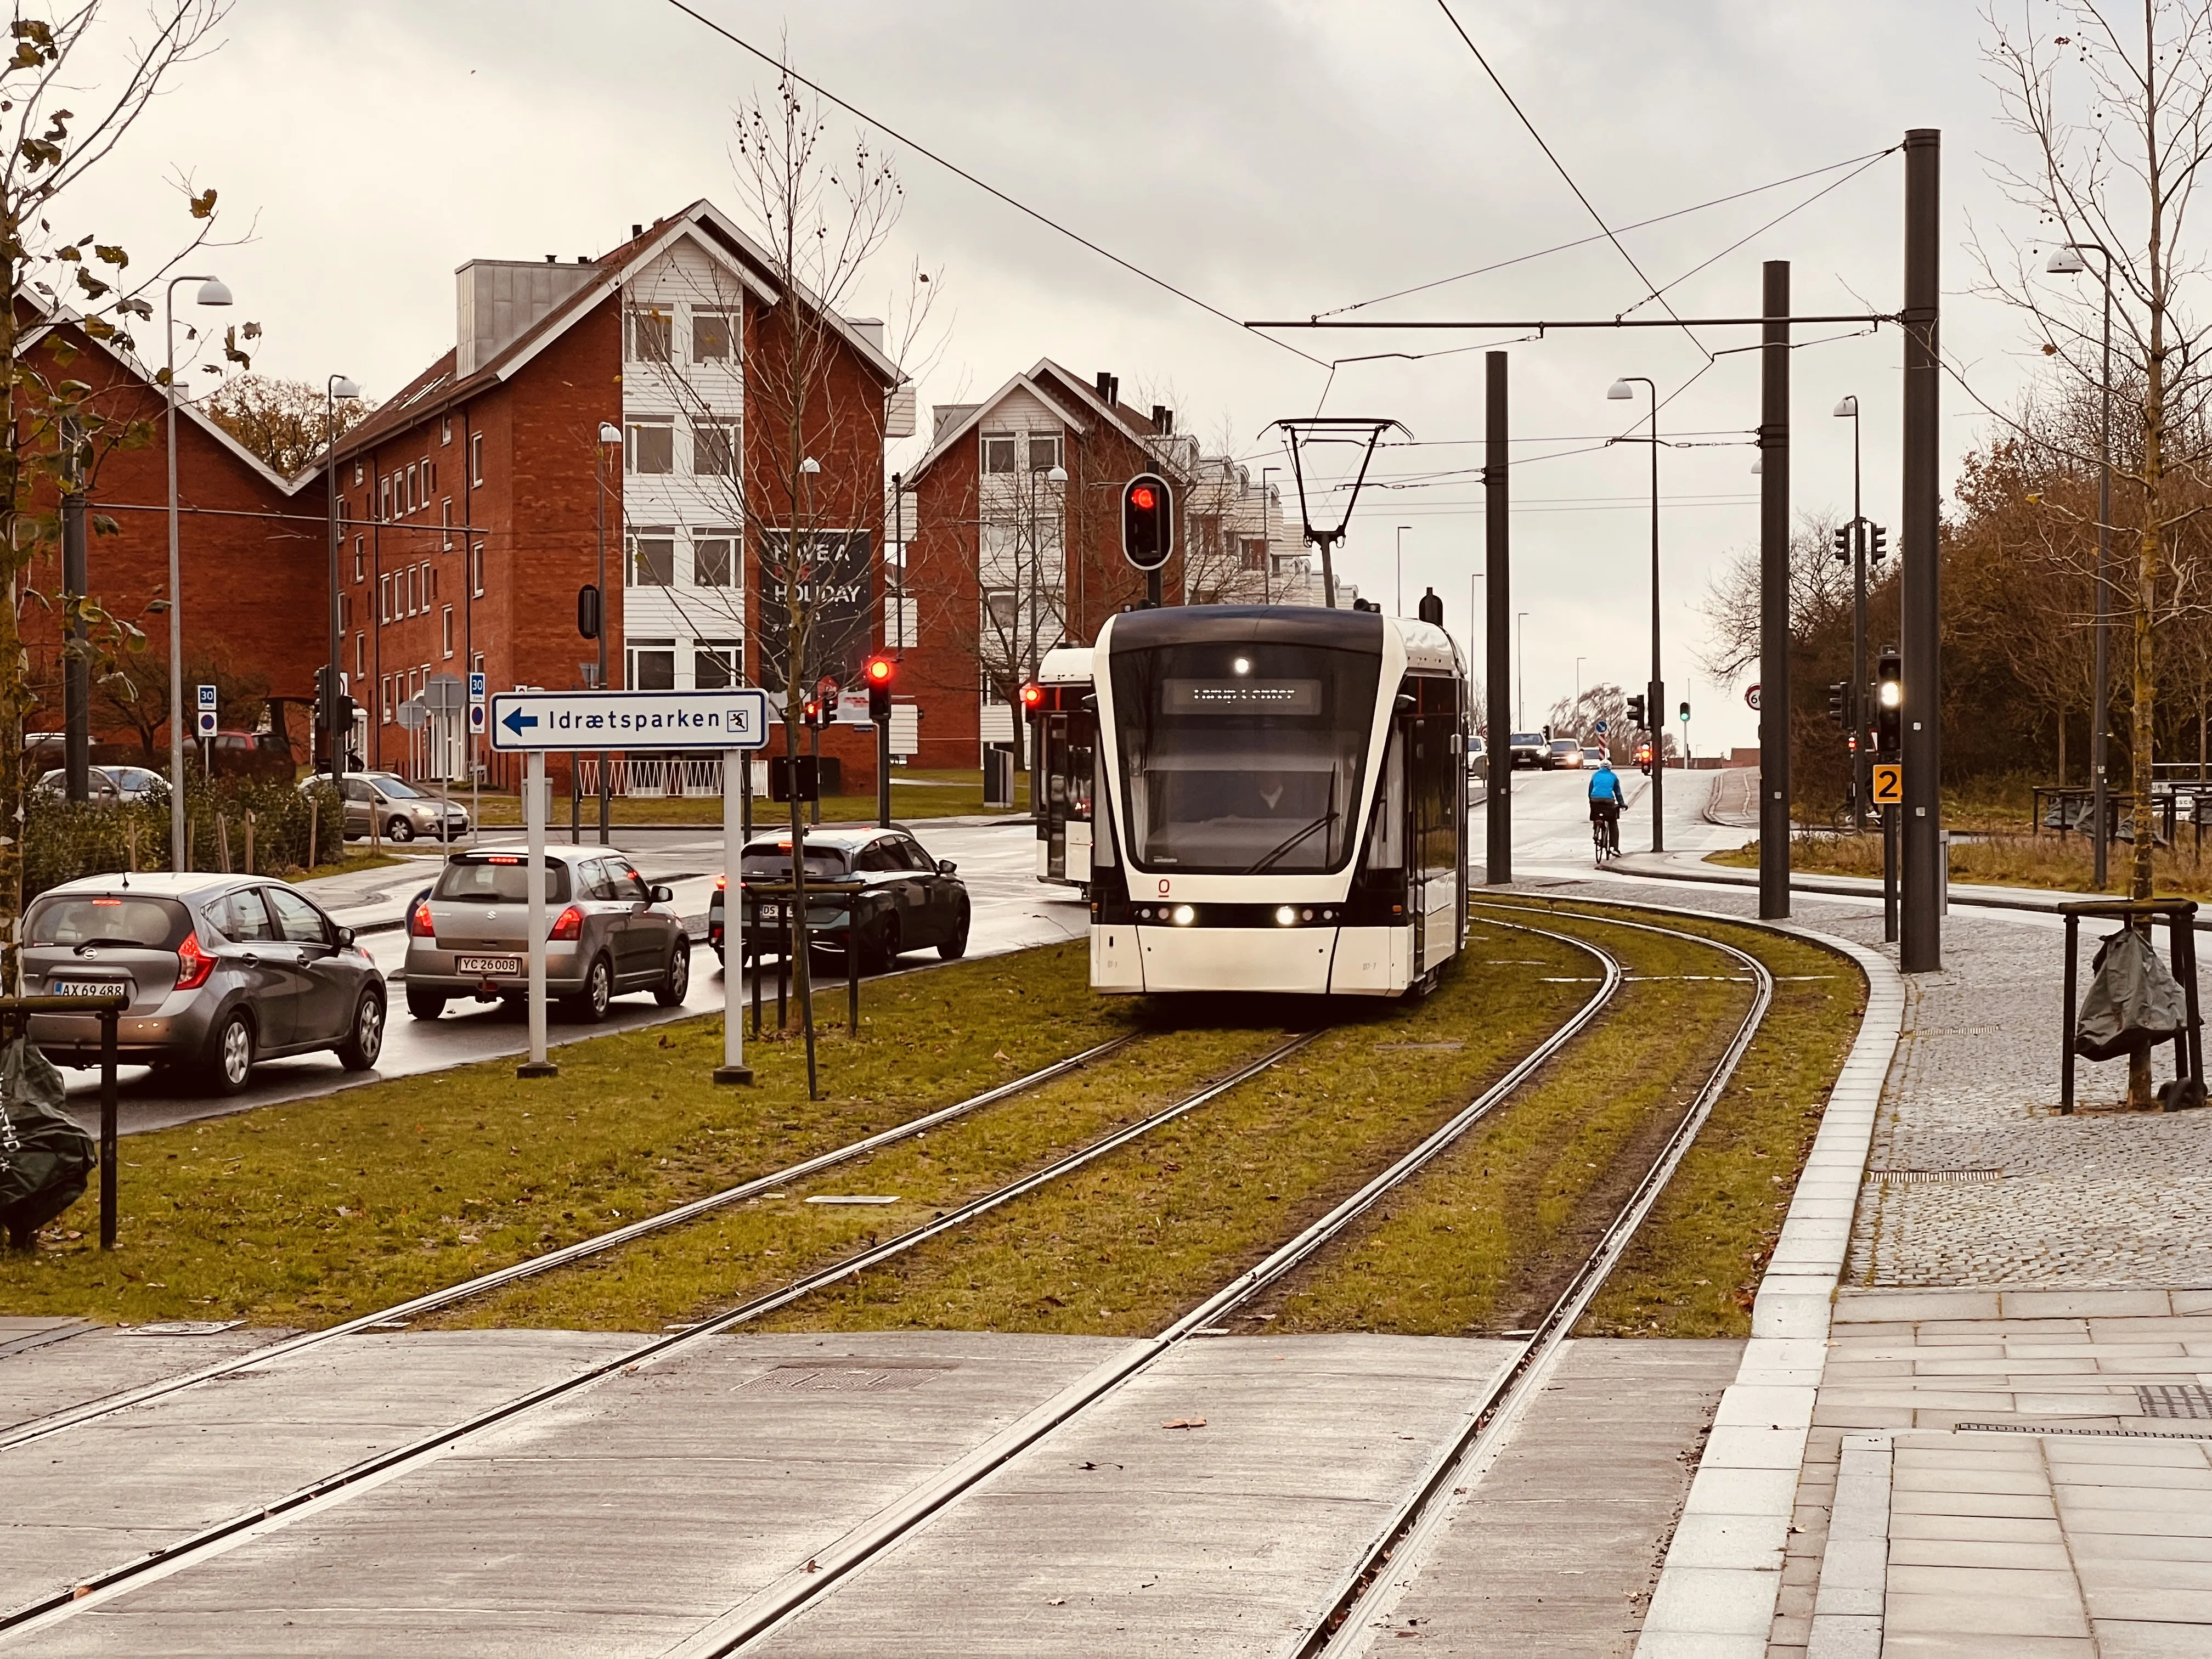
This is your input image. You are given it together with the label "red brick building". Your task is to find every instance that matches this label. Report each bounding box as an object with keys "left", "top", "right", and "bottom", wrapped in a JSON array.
[
  {"left": 896, "top": 360, "right": 1198, "bottom": 769},
  {"left": 329, "top": 199, "right": 906, "bottom": 793},
  {"left": 18, "top": 302, "right": 327, "bottom": 757}
]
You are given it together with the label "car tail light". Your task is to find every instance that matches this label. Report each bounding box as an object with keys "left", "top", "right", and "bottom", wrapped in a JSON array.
[
  {"left": 549, "top": 904, "right": 585, "bottom": 941},
  {"left": 408, "top": 898, "right": 436, "bottom": 938},
  {"left": 175, "top": 932, "right": 215, "bottom": 990},
  {"left": 714, "top": 873, "right": 727, "bottom": 891}
]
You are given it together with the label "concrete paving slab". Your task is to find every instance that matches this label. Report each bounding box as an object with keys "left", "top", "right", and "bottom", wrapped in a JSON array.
[{"left": 0, "top": 1324, "right": 276, "bottom": 1432}]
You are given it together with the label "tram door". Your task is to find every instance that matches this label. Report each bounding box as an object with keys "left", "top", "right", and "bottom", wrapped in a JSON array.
[
  {"left": 1035, "top": 707, "right": 1096, "bottom": 886},
  {"left": 1405, "top": 676, "right": 1464, "bottom": 974}
]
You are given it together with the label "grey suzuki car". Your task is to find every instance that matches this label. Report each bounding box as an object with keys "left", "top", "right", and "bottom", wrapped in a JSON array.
[
  {"left": 24, "top": 872, "right": 387, "bottom": 1094},
  {"left": 402, "top": 847, "right": 688, "bottom": 1022}
]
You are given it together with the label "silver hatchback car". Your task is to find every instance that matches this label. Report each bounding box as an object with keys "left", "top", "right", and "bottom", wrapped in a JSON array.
[
  {"left": 402, "top": 847, "right": 689, "bottom": 1022},
  {"left": 24, "top": 872, "right": 386, "bottom": 1093}
]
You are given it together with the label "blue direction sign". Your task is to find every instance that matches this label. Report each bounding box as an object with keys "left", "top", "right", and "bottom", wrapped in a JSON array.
[{"left": 488, "top": 688, "right": 771, "bottom": 752}]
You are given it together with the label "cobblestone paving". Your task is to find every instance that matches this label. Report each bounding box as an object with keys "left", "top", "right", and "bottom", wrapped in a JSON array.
[{"left": 1541, "top": 871, "right": 2212, "bottom": 1290}]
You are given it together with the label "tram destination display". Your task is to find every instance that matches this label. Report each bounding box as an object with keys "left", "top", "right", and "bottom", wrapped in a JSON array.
[{"left": 1160, "top": 677, "right": 1321, "bottom": 715}]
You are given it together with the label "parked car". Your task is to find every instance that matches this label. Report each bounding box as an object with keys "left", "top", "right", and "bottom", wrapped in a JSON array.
[
  {"left": 23, "top": 872, "right": 386, "bottom": 1094},
  {"left": 202, "top": 728, "right": 297, "bottom": 783},
  {"left": 1508, "top": 731, "right": 1550, "bottom": 769},
  {"left": 32, "top": 764, "right": 166, "bottom": 805},
  {"left": 708, "top": 825, "right": 969, "bottom": 972},
  {"left": 402, "top": 845, "right": 687, "bottom": 1022},
  {"left": 1468, "top": 734, "right": 1489, "bottom": 782},
  {"left": 1545, "top": 738, "right": 1585, "bottom": 770},
  {"left": 1581, "top": 746, "right": 1607, "bottom": 767},
  {"left": 302, "top": 771, "right": 471, "bottom": 843}
]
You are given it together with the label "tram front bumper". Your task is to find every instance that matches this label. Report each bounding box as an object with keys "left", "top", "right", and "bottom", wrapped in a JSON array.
[{"left": 1090, "top": 923, "right": 1411, "bottom": 997}]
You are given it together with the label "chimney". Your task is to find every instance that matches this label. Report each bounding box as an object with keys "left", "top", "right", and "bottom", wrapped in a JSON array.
[
  {"left": 456, "top": 258, "right": 595, "bottom": 376},
  {"left": 631, "top": 223, "right": 644, "bottom": 238},
  {"left": 1152, "top": 405, "right": 1174, "bottom": 435},
  {"left": 849, "top": 317, "right": 885, "bottom": 353},
  {"left": 1096, "top": 370, "right": 1116, "bottom": 404}
]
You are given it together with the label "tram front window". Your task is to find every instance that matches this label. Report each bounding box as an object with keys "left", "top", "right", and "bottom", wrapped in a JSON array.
[{"left": 1110, "top": 642, "right": 1380, "bottom": 874}]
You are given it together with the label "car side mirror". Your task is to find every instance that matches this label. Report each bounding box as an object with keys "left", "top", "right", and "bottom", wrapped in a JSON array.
[
  {"left": 335, "top": 926, "right": 356, "bottom": 948},
  {"left": 937, "top": 859, "right": 957, "bottom": 876},
  {"left": 650, "top": 884, "right": 674, "bottom": 903}
]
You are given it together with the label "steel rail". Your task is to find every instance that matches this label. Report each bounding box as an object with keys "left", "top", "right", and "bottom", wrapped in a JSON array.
[
  {"left": 0, "top": 1034, "right": 1133, "bottom": 1455},
  {"left": 702, "top": 918, "right": 1624, "bottom": 1656},
  {"left": 0, "top": 1029, "right": 1311, "bottom": 1641},
  {"left": 1298, "top": 904, "right": 1775, "bottom": 1657}
]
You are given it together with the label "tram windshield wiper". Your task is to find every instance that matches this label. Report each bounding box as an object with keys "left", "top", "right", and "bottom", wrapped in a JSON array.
[{"left": 1240, "top": 809, "right": 1339, "bottom": 875}]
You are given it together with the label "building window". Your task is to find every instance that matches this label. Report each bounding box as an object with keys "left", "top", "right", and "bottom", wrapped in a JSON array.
[
  {"left": 695, "top": 639, "right": 740, "bottom": 689},
  {"left": 405, "top": 463, "right": 417, "bottom": 512},
  {"left": 1242, "top": 537, "right": 1265, "bottom": 572},
  {"left": 408, "top": 565, "right": 421, "bottom": 616},
  {"left": 426, "top": 459, "right": 436, "bottom": 494},
  {"left": 981, "top": 435, "right": 1016, "bottom": 474},
  {"left": 692, "top": 420, "right": 736, "bottom": 476},
  {"left": 470, "top": 541, "right": 484, "bottom": 597},
  {"left": 471, "top": 651, "right": 485, "bottom": 680},
  {"left": 353, "top": 539, "right": 365, "bottom": 583},
  {"left": 441, "top": 605, "right": 454, "bottom": 659},
  {"left": 441, "top": 416, "right": 452, "bottom": 446},
  {"left": 627, "top": 526, "right": 675, "bottom": 587},
  {"left": 693, "top": 309, "right": 733, "bottom": 362},
  {"left": 380, "top": 676, "right": 393, "bottom": 721},
  {"left": 355, "top": 633, "right": 365, "bottom": 680},
  {"left": 338, "top": 594, "right": 350, "bottom": 630},
  {"left": 353, "top": 461, "right": 364, "bottom": 486},
  {"left": 379, "top": 573, "right": 392, "bottom": 624},
  {"left": 1028, "top": 433, "right": 1061, "bottom": 472},
  {"left": 626, "top": 419, "right": 675, "bottom": 475},
  {"left": 441, "top": 498, "right": 453, "bottom": 550},
  {"left": 470, "top": 431, "right": 483, "bottom": 487},
  {"left": 426, "top": 561, "right": 436, "bottom": 602},
  {"left": 693, "top": 531, "right": 735, "bottom": 588},
  {"left": 627, "top": 307, "right": 673, "bottom": 363},
  {"left": 627, "top": 639, "right": 676, "bottom": 690},
  {"left": 380, "top": 476, "right": 391, "bottom": 520},
  {"left": 984, "top": 590, "right": 1018, "bottom": 633}
]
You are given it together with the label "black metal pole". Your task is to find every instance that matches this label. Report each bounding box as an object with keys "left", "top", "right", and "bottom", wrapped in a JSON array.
[
  {"left": 596, "top": 451, "right": 611, "bottom": 847},
  {"left": 1884, "top": 803, "right": 1899, "bottom": 943},
  {"left": 1850, "top": 419, "right": 1869, "bottom": 833},
  {"left": 1900, "top": 128, "right": 1944, "bottom": 972},
  {"left": 877, "top": 718, "right": 891, "bottom": 829},
  {"left": 1758, "top": 259, "right": 1792, "bottom": 920},
  {"left": 2092, "top": 254, "right": 2113, "bottom": 889},
  {"left": 62, "top": 490, "right": 88, "bottom": 803},
  {"left": 1484, "top": 352, "right": 1513, "bottom": 885},
  {"left": 98, "top": 1009, "right": 117, "bottom": 1250},
  {"left": 1647, "top": 395, "right": 1664, "bottom": 854}
]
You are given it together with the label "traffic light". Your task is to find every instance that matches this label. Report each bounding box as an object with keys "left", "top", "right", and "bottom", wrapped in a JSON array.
[
  {"left": 1679, "top": 701, "right": 1690, "bottom": 721},
  {"left": 1624, "top": 693, "right": 1646, "bottom": 731},
  {"left": 864, "top": 653, "right": 894, "bottom": 723},
  {"left": 1869, "top": 523, "right": 1888, "bottom": 562},
  {"left": 1120, "top": 472, "right": 1173, "bottom": 571},
  {"left": 1827, "top": 681, "right": 1848, "bottom": 726},
  {"left": 802, "top": 692, "right": 823, "bottom": 729},
  {"left": 1833, "top": 525, "right": 1852, "bottom": 565},
  {"left": 577, "top": 584, "right": 602, "bottom": 640},
  {"left": 1876, "top": 646, "right": 1902, "bottom": 753}
]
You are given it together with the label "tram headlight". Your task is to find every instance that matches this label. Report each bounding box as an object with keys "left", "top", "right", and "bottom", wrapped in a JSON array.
[
  {"left": 1274, "top": 906, "right": 1297, "bottom": 927},
  {"left": 1171, "top": 904, "right": 1196, "bottom": 927},
  {"left": 1233, "top": 657, "right": 1251, "bottom": 675}
]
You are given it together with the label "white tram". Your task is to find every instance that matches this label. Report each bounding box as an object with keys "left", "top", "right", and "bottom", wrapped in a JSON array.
[{"left": 1081, "top": 605, "right": 1468, "bottom": 997}]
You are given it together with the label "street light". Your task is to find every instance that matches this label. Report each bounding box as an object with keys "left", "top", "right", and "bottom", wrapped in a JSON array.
[
  {"left": 593, "top": 419, "right": 622, "bottom": 844},
  {"left": 323, "top": 374, "right": 363, "bottom": 792},
  {"left": 165, "top": 274, "right": 232, "bottom": 872},
  {"left": 1607, "top": 374, "right": 1665, "bottom": 851},
  {"left": 1835, "top": 394, "right": 1869, "bottom": 831},
  {"left": 2049, "top": 242, "right": 2115, "bottom": 888},
  {"left": 1516, "top": 610, "right": 1530, "bottom": 730},
  {"left": 1395, "top": 524, "right": 1411, "bottom": 616}
]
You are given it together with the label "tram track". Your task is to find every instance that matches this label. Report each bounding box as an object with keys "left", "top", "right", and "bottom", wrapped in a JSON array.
[{"left": 0, "top": 1023, "right": 1333, "bottom": 1641}]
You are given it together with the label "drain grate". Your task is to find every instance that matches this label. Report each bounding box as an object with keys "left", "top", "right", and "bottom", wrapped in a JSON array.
[
  {"left": 738, "top": 1365, "right": 940, "bottom": 1395},
  {"left": 2140, "top": 1384, "right": 2212, "bottom": 1420},
  {"left": 1867, "top": 1169, "right": 2004, "bottom": 1184},
  {"left": 1959, "top": 1420, "right": 2212, "bottom": 1442}
]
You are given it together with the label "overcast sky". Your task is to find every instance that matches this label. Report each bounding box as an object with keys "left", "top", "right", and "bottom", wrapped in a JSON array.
[{"left": 70, "top": 0, "right": 2073, "bottom": 751}]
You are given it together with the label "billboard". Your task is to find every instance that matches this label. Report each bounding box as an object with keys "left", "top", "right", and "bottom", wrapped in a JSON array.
[{"left": 754, "top": 528, "right": 872, "bottom": 695}]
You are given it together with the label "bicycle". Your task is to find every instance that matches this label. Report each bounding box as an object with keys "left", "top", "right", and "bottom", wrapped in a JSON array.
[{"left": 1592, "top": 810, "right": 1622, "bottom": 867}]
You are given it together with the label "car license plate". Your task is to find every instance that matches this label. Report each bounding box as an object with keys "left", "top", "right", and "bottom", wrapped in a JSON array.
[
  {"left": 455, "top": 956, "right": 522, "bottom": 975},
  {"left": 49, "top": 979, "right": 125, "bottom": 998}
]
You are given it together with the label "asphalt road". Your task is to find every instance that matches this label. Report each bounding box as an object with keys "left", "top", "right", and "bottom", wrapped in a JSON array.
[{"left": 67, "top": 815, "right": 1081, "bottom": 1135}]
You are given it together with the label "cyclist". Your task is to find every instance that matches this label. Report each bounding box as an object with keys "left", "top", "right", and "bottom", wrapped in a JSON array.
[{"left": 1588, "top": 755, "right": 1626, "bottom": 859}]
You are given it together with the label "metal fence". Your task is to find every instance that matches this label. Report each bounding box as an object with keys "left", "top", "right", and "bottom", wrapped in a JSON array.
[{"left": 573, "top": 754, "right": 731, "bottom": 798}]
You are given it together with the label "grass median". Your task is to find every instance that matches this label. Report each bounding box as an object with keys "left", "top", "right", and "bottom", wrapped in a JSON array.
[
  {"left": 0, "top": 941, "right": 1130, "bottom": 1329},
  {"left": 1709, "top": 830, "right": 2212, "bottom": 900}
]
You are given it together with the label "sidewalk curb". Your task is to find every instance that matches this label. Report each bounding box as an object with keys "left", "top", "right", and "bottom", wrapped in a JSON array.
[
  {"left": 1611, "top": 852, "right": 2073, "bottom": 916},
  {"left": 1626, "top": 912, "right": 1905, "bottom": 1658}
]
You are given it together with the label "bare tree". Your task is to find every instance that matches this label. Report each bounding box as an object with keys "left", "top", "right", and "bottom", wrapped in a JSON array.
[
  {"left": 0, "top": 1, "right": 238, "bottom": 982},
  {"left": 1697, "top": 512, "right": 1856, "bottom": 682}
]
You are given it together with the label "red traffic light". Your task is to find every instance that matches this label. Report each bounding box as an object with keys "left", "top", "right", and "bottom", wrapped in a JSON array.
[
  {"left": 1120, "top": 471, "right": 1173, "bottom": 573},
  {"left": 1130, "top": 484, "right": 1156, "bottom": 511},
  {"left": 865, "top": 655, "right": 894, "bottom": 685},
  {"left": 1020, "top": 682, "right": 1042, "bottom": 708}
]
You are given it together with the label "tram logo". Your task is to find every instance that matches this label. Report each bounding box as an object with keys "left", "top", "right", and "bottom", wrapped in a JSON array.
[{"left": 1158, "top": 878, "right": 1171, "bottom": 896}]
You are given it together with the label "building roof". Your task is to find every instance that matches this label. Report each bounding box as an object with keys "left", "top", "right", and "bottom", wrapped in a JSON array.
[
  {"left": 903, "top": 355, "right": 1181, "bottom": 487},
  {"left": 330, "top": 199, "right": 903, "bottom": 471}
]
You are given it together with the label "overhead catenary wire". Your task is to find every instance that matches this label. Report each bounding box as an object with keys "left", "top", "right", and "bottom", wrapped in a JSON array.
[{"left": 659, "top": 0, "right": 1332, "bottom": 372}]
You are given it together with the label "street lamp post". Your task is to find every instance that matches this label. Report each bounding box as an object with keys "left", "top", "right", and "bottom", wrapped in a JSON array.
[
  {"left": 164, "top": 274, "right": 232, "bottom": 872},
  {"left": 2049, "top": 244, "right": 2114, "bottom": 888},
  {"left": 1395, "top": 524, "right": 1410, "bottom": 616},
  {"left": 1260, "top": 466, "right": 1277, "bottom": 605},
  {"left": 594, "top": 420, "right": 621, "bottom": 844},
  {"left": 323, "top": 375, "right": 363, "bottom": 792},
  {"left": 1836, "top": 394, "right": 1869, "bottom": 832},
  {"left": 1607, "top": 375, "right": 1664, "bottom": 851}
]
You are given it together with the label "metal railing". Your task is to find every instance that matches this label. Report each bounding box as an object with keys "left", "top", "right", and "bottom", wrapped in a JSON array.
[{"left": 573, "top": 753, "right": 730, "bottom": 799}]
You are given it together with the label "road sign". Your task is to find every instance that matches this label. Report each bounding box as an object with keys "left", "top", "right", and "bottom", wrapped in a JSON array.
[
  {"left": 1871, "top": 762, "right": 1903, "bottom": 807},
  {"left": 469, "top": 703, "right": 487, "bottom": 735},
  {"left": 424, "top": 673, "right": 466, "bottom": 714},
  {"left": 469, "top": 672, "right": 487, "bottom": 703},
  {"left": 396, "top": 698, "right": 428, "bottom": 731},
  {"left": 1746, "top": 683, "right": 1760, "bottom": 711},
  {"left": 194, "top": 684, "right": 218, "bottom": 737},
  {"left": 835, "top": 688, "right": 872, "bottom": 726},
  {"left": 488, "top": 687, "right": 771, "bottom": 753},
  {"left": 196, "top": 684, "right": 217, "bottom": 710},
  {"left": 1594, "top": 719, "right": 1609, "bottom": 736}
]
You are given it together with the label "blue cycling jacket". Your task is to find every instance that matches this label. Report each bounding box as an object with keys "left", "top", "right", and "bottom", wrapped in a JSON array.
[{"left": 1588, "top": 766, "right": 1626, "bottom": 806}]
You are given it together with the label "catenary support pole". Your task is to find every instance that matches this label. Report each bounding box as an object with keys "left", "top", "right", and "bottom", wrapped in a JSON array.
[
  {"left": 1484, "top": 351, "right": 1513, "bottom": 885},
  {"left": 518, "top": 751, "right": 556, "bottom": 1078},
  {"left": 715, "top": 748, "right": 752, "bottom": 1085},
  {"left": 1900, "top": 128, "right": 1944, "bottom": 972},
  {"left": 61, "top": 490, "right": 87, "bottom": 803},
  {"left": 1758, "top": 259, "right": 1792, "bottom": 921}
]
